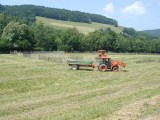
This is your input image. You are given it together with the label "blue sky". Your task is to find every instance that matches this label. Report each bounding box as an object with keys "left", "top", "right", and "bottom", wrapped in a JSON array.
[{"left": 1, "top": 0, "right": 160, "bottom": 30}]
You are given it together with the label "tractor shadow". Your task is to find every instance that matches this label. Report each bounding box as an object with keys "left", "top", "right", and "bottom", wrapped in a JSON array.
[
  {"left": 78, "top": 68, "right": 94, "bottom": 71},
  {"left": 78, "top": 69, "right": 128, "bottom": 72},
  {"left": 121, "top": 70, "right": 128, "bottom": 72},
  {"left": 69, "top": 68, "right": 128, "bottom": 72},
  {"left": 69, "top": 67, "right": 94, "bottom": 71}
]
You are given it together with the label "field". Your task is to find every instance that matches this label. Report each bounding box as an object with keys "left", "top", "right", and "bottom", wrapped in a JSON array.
[
  {"left": 0, "top": 53, "right": 160, "bottom": 120},
  {"left": 36, "top": 16, "right": 124, "bottom": 34}
]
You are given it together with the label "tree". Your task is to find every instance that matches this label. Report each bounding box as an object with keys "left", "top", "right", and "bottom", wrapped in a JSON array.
[
  {"left": 149, "top": 38, "right": 160, "bottom": 53},
  {"left": 31, "top": 22, "right": 58, "bottom": 51},
  {"left": 122, "top": 27, "right": 136, "bottom": 37},
  {"left": 85, "top": 30, "right": 102, "bottom": 51},
  {"left": 22, "top": 10, "right": 36, "bottom": 25},
  {"left": 1, "top": 21, "right": 34, "bottom": 51},
  {"left": 84, "top": 28, "right": 117, "bottom": 51},
  {"left": 132, "top": 39, "right": 147, "bottom": 53},
  {"left": 55, "top": 28, "right": 84, "bottom": 51},
  {"left": 0, "top": 38, "right": 12, "bottom": 51},
  {"left": 102, "top": 28, "right": 117, "bottom": 51},
  {"left": 0, "top": 13, "right": 24, "bottom": 36},
  {"left": 115, "top": 35, "right": 131, "bottom": 52},
  {"left": 0, "top": 4, "right": 5, "bottom": 12}
]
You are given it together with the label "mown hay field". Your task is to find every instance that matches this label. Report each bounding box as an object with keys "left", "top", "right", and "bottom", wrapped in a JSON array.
[
  {"left": 0, "top": 53, "right": 160, "bottom": 120},
  {"left": 36, "top": 16, "right": 124, "bottom": 34}
]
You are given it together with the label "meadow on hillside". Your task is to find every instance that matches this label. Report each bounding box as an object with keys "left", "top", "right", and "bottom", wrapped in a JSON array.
[
  {"left": 36, "top": 16, "right": 123, "bottom": 34},
  {"left": 0, "top": 52, "right": 160, "bottom": 120}
]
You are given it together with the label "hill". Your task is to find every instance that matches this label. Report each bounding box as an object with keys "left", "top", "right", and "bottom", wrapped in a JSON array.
[
  {"left": 0, "top": 4, "right": 118, "bottom": 26},
  {"left": 36, "top": 16, "right": 123, "bottom": 34},
  {"left": 1, "top": 13, "right": 160, "bottom": 53},
  {"left": 141, "top": 29, "right": 160, "bottom": 37},
  {"left": 0, "top": 53, "right": 160, "bottom": 120}
]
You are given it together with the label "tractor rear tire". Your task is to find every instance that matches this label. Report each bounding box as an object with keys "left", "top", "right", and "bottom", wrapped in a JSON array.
[
  {"left": 98, "top": 63, "right": 107, "bottom": 72},
  {"left": 112, "top": 66, "right": 119, "bottom": 72},
  {"left": 71, "top": 64, "right": 79, "bottom": 70}
]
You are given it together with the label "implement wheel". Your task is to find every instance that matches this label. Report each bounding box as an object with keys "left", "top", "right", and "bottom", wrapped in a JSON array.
[
  {"left": 112, "top": 66, "right": 119, "bottom": 72},
  {"left": 71, "top": 64, "right": 79, "bottom": 70},
  {"left": 98, "top": 63, "right": 107, "bottom": 72}
]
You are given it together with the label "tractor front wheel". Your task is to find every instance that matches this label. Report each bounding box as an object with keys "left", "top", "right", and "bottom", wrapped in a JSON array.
[
  {"left": 98, "top": 63, "right": 107, "bottom": 72},
  {"left": 112, "top": 66, "right": 119, "bottom": 72}
]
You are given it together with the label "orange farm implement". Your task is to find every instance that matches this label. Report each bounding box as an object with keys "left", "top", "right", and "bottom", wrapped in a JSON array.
[{"left": 67, "top": 50, "right": 126, "bottom": 72}]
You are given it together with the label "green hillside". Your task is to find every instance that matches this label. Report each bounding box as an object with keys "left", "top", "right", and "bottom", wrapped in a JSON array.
[
  {"left": 0, "top": 4, "right": 118, "bottom": 26},
  {"left": 36, "top": 16, "right": 124, "bottom": 34},
  {"left": 142, "top": 29, "right": 160, "bottom": 37}
]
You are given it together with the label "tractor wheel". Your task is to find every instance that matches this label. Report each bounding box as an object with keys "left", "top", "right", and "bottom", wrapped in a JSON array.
[
  {"left": 71, "top": 64, "right": 79, "bottom": 70},
  {"left": 98, "top": 63, "right": 107, "bottom": 72},
  {"left": 112, "top": 66, "right": 119, "bottom": 72}
]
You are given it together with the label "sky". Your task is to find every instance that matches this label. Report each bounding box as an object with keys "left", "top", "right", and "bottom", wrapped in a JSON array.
[{"left": 1, "top": 0, "right": 160, "bottom": 30}]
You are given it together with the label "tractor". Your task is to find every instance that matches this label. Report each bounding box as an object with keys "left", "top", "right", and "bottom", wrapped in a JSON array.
[
  {"left": 67, "top": 50, "right": 126, "bottom": 72},
  {"left": 96, "top": 50, "right": 126, "bottom": 72}
]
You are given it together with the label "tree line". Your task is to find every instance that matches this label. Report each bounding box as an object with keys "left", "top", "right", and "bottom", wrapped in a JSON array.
[
  {"left": 0, "top": 4, "right": 118, "bottom": 26},
  {"left": 0, "top": 13, "right": 160, "bottom": 53}
]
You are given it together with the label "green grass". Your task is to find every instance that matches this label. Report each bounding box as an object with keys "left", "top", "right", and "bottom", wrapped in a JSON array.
[
  {"left": 36, "top": 16, "right": 124, "bottom": 34},
  {"left": 0, "top": 53, "right": 160, "bottom": 120}
]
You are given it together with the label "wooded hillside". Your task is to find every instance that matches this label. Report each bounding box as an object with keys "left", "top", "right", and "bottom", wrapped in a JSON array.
[
  {"left": 141, "top": 29, "right": 160, "bottom": 37},
  {"left": 0, "top": 4, "right": 118, "bottom": 26},
  {"left": 0, "top": 4, "right": 160, "bottom": 53}
]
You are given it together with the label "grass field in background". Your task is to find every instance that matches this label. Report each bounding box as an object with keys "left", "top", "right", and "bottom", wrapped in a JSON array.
[
  {"left": 36, "top": 16, "right": 124, "bottom": 34},
  {"left": 0, "top": 53, "right": 160, "bottom": 120}
]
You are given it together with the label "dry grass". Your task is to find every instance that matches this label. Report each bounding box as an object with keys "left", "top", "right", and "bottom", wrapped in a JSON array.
[
  {"left": 0, "top": 53, "right": 160, "bottom": 120},
  {"left": 108, "top": 96, "right": 160, "bottom": 120}
]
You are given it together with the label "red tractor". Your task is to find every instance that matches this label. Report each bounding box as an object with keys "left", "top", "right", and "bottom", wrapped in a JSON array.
[
  {"left": 67, "top": 50, "right": 126, "bottom": 72},
  {"left": 96, "top": 50, "right": 126, "bottom": 72}
]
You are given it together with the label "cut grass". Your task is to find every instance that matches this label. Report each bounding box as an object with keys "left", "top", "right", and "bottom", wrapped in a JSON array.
[
  {"left": 140, "top": 96, "right": 160, "bottom": 119},
  {"left": 36, "top": 16, "right": 124, "bottom": 34},
  {"left": 0, "top": 53, "right": 160, "bottom": 120}
]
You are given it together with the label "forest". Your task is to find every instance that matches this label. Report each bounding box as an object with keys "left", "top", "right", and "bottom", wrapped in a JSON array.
[
  {"left": 0, "top": 4, "right": 160, "bottom": 53},
  {"left": 0, "top": 4, "right": 118, "bottom": 26}
]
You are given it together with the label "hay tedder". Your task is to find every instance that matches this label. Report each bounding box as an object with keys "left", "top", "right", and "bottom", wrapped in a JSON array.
[{"left": 67, "top": 50, "right": 126, "bottom": 72}]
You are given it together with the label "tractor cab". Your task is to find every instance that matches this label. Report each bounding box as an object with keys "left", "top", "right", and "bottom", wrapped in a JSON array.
[
  {"left": 97, "top": 50, "right": 107, "bottom": 58},
  {"left": 96, "top": 50, "right": 111, "bottom": 71}
]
